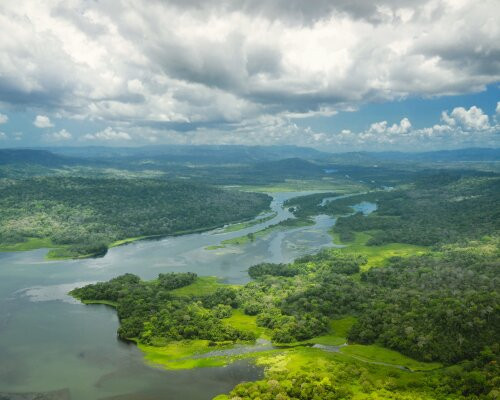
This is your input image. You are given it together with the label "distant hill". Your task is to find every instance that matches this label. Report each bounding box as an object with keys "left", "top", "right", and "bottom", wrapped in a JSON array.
[
  {"left": 330, "top": 148, "right": 500, "bottom": 163},
  {"left": 253, "top": 158, "right": 324, "bottom": 176},
  {"left": 8, "top": 146, "right": 497, "bottom": 166},
  {"left": 47, "top": 145, "right": 330, "bottom": 164},
  {"left": 0, "top": 149, "right": 85, "bottom": 167}
]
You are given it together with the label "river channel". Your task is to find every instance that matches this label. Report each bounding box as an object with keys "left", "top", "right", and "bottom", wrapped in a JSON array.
[{"left": 0, "top": 191, "right": 373, "bottom": 399}]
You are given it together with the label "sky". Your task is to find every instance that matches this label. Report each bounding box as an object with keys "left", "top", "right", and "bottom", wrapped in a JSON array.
[{"left": 0, "top": 0, "right": 499, "bottom": 152}]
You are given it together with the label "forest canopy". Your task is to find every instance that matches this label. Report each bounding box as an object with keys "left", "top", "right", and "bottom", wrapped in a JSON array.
[{"left": 0, "top": 177, "right": 271, "bottom": 258}]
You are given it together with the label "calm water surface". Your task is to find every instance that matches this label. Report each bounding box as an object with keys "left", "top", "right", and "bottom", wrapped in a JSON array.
[{"left": 0, "top": 192, "right": 373, "bottom": 399}]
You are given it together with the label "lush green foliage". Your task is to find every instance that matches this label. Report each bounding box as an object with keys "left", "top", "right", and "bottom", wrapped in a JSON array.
[
  {"left": 248, "top": 263, "right": 300, "bottom": 279},
  {"left": 216, "top": 345, "right": 500, "bottom": 400},
  {"left": 158, "top": 272, "right": 197, "bottom": 290},
  {"left": 334, "top": 175, "right": 500, "bottom": 246},
  {"left": 0, "top": 177, "right": 271, "bottom": 257},
  {"left": 220, "top": 368, "right": 357, "bottom": 400},
  {"left": 73, "top": 235, "right": 498, "bottom": 367},
  {"left": 284, "top": 192, "right": 371, "bottom": 218},
  {"left": 64, "top": 168, "right": 499, "bottom": 399},
  {"left": 236, "top": 237, "right": 499, "bottom": 365},
  {"left": 71, "top": 273, "right": 255, "bottom": 344},
  {"left": 349, "top": 244, "right": 499, "bottom": 363},
  {"left": 236, "top": 250, "right": 368, "bottom": 342}
]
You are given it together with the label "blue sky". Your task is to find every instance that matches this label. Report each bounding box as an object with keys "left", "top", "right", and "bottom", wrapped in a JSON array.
[
  {"left": 299, "top": 85, "right": 500, "bottom": 133},
  {"left": 0, "top": 0, "right": 499, "bottom": 151}
]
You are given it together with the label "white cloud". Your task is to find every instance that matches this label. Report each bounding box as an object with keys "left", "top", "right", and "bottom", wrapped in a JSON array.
[
  {"left": 496, "top": 101, "right": 500, "bottom": 115},
  {"left": 318, "top": 104, "right": 499, "bottom": 151},
  {"left": 84, "top": 127, "right": 132, "bottom": 141},
  {"left": 369, "top": 121, "right": 388, "bottom": 134},
  {"left": 441, "top": 106, "right": 490, "bottom": 130},
  {"left": 440, "top": 111, "right": 456, "bottom": 126},
  {"left": 33, "top": 115, "right": 54, "bottom": 128},
  {"left": 0, "top": 131, "right": 6, "bottom": 139},
  {"left": 367, "top": 118, "right": 412, "bottom": 135},
  {"left": 43, "top": 128, "right": 72, "bottom": 141},
  {"left": 392, "top": 117, "right": 412, "bottom": 134},
  {"left": 0, "top": 113, "right": 8, "bottom": 124},
  {"left": 0, "top": 0, "right": 497, "bottom": 145}
]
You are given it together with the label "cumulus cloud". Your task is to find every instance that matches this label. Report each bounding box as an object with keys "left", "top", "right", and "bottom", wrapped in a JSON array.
[
  {"left": 441, "top": 106, "right": 490, "bottom": 130},
  {"left": 0, "top": 113, "right": 8, "bottom": 124},
  {"left": 84, "top": 127, "right": 132, "bottom": 141},
  {"left": 0, "top": 0, "right": 498, "bottom": 145},
  {"left": 367, "top": 118, "right": 412, "bottom": 135},
  {"left": 33, "top": 115, "right": 54, "bottom": 128},
  {"left": 0, "top": 131, "right": 6, "bottom": 139},
  {"left": 324, "top": 104, "right": 499, "bottom": 151},
  {"left": 43, "top": 128, "right": 72, "bottom": 141}
]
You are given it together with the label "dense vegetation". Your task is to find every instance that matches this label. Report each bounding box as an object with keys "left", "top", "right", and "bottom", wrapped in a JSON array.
[
  {"left": 68, "top": 170, "right": 499, "bottom": 399},
  {"left": 73, "top": 237, "right": 498, "bottom": 365},
  {"left": 0, "top": 147, "right": 428, "bottom": 188},
  {"left": 284, "top": 192, "right": 363, "bottom": 218},
  {"left": 217, "top": 345, "right": 499, "bottom": 400},
  {"left": 73, "top": 237, "right": 499, "bottom": 398},
  {"left": 350, "top": 243, "right": 499, "bottom": 363},
  {"left": 71, "top": 273, "right": 255, "bottom": 344},
  {"left": 0, "top": 177, "right": 271, "bottom": 258},
  {"left": 247, "top": 263, "right": 300, "bottom": 279},
  {"left": 2, "top": 147, "right": 499, "bottom": 399},
  {"left": 333, "top": 174, "right": 500, "bottom": 246},
  {"left": 284, "top": 173, "right": 500, "bottom": 246}
]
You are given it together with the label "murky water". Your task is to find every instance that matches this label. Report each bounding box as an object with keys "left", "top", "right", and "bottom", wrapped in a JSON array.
[{"left": 0, "top": 192, "right": 373, "bottom": 399}]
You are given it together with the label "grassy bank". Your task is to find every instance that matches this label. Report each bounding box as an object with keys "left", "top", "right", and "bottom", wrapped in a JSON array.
[
  {"left": 332, "top": 231, "right": 428, "bottom": 270},
  {"left": 340, "top": 344, "right": 442, "bottom": 371},
  {"left": 220, "top": 212, "right": 278, "bottom": 233},
  {"left": 210, "top": 217, "right": 314, "bottom": 249},
  {"left": 138, "top": 340, "right": 232, "bottom": 369},
  {"left": 1, "top": 215, "right": 275, "bottom": 260},
  {"left": 238, "top": 179, "right": 367, "bottom": 193},
  {"left": 0, "top": 237, "right": 59, "bottom": 252}
]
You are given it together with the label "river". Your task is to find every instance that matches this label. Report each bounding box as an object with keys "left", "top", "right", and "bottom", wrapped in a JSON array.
[{"left": 0, "top": 192, "right": 374, "bottom": 399}]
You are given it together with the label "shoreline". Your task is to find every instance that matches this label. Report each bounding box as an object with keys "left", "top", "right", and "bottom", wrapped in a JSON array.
[{"left": 0, "top": 209, "right": 276, "bottom": 261}]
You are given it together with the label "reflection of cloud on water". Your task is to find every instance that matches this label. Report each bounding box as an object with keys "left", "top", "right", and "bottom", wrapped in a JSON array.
[{"left": 16, "top": 282, "right": 96, "bottom": 304}]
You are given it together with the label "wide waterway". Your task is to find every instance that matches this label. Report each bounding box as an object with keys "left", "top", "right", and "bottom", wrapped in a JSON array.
[{"left": 0, "top": 191, "right": 374, "bottom": 400}]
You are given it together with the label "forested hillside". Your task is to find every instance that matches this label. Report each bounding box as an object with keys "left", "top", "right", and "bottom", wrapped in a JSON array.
[
  {"left": 333, "top": 174, "right": 499, "bottom": 245},
  {"left": 0, "top": 177, "right": 270, "bottom": 258}
]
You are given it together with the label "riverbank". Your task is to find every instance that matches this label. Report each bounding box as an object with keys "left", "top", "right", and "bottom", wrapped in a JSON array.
[
  {"left": 207, "top": 217, "right": 315, "bottom": 249},
  {"left": 71, "top": 275, "right": 440, "bottom": 375},
  {"left": 0, "top": 213, "right": 276, "bottom": 261}
]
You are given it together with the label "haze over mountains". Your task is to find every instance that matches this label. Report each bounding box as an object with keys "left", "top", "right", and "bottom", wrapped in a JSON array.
[{"left": 2, "top": 146, "right": 498, "bottom": 167}]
